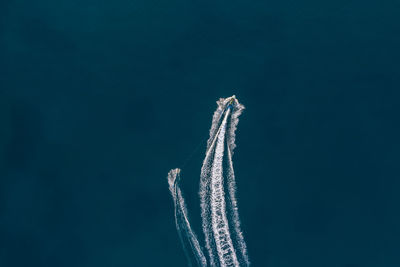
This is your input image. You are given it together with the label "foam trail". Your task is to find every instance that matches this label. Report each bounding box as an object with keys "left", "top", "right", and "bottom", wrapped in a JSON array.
[
  {"left": 200, "top": 96, "right": 249, "bottom": 266},
  {"left": 168, "top": 169, "right": 208, "bottom": 267},
  {"left": 210, "top": 108, "right": 239, "bottom": 266},
  {"left": 200, "top": 105, "right": 228, "bottom": 267},
  {"left": 200, "top": 105, "right": 232, "bottom": 265},
  {"left": 168, "top": 95, "right": 249, "bottom": 267}
]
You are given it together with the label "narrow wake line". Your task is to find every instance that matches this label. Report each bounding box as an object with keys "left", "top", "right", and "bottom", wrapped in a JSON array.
[
  {"left": 167, "top": 96, "right": 250, "bottom": 267},
  {"left": 226, "top": 142, "right": 250, "bottom": 266},
  {"left": 168, "top": 169, "right": 208, "bottom": 266}
]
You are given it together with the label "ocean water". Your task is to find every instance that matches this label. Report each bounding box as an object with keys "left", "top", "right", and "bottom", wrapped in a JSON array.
[{"left": 1, "top": 0, "right": 399, "bottom": 266}]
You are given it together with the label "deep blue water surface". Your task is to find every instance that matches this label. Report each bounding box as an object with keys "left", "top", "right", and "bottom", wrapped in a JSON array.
[{"left": 1, "top": 0, "right": 399, "bottom": 266}]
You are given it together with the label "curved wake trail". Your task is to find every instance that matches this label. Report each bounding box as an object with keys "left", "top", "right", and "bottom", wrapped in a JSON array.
[
  {"left": 168, "top": 169, "right": 208, "bottom": 267},
  {"left": 168, "top": 96, "right": 249, "bottom": 267}
]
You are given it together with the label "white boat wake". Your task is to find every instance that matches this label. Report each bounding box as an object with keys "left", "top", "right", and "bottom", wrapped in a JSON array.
[{"left": 167, "top": 96, "right": 250, "bottom": 267}]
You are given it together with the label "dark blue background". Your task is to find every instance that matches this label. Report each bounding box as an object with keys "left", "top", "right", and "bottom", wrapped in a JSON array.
[{"left": 1, "top": 0, "right": 399, "bottom": 266}]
